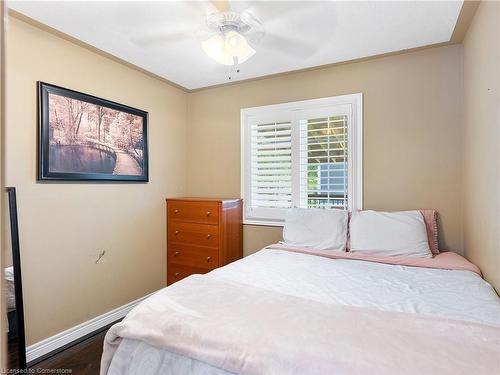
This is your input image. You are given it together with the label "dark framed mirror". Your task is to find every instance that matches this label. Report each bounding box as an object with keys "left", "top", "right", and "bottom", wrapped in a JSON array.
[{"left": 5, "top": 187, "right": 26, "bottom": 370}]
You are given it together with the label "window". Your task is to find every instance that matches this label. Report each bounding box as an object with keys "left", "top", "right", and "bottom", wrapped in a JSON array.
[{"left": 241, "top": 94, "right": 362, "bottom": 226}]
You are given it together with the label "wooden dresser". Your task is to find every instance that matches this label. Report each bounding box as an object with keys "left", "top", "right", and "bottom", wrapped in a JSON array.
[{"left": 166, "top": 198, "right": 243, "bottom": 285}]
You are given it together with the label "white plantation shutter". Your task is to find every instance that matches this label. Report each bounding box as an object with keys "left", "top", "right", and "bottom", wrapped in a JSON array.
[
  {"left": 242, "top": 95, "right": 362, "bottom": 225},
  {"left": 251, "top": 121, "right": 293, "bottom": 210},
  {"left": 299, "top": 114, "right": 349, "bottom": 209},
  {"left": 243, "top": 109, "right": 294, "bottom": 223}
]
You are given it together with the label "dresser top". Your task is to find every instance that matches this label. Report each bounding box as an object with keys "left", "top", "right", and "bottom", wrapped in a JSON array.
[{"left": 166, "top": 197, "right": 242, "bottom": 203}]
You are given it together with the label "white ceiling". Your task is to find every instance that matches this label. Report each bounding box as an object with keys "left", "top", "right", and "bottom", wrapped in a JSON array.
[{"left": 8, "top": 1, "right": 463, "bottom": 90}]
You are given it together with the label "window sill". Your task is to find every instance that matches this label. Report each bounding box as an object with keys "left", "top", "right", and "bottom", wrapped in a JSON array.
[{"left": 243, "top": 219, "right": 285, "bottom": 227}]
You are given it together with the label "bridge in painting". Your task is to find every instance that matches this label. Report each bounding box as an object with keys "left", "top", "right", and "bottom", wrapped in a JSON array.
[{"left": 85, "top": 140, "right": 141, "bottom": 175}]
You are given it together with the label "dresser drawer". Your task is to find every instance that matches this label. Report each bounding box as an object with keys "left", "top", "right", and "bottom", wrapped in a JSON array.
[
  {"left": 168, "top": 201, "right": 219, "bottom": 225},
  {"left": 168, "top": 243, "right": 219, "bottom": 269},
  {"left": 168, "top": 222, "right": 219, "bottom": 248},
  {"left": 167, "top": 263, "right": 210, "bottom": 285}
]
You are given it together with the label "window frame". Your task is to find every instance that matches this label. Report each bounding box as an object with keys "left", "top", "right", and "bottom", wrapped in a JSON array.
[{"left": 241, "top": 93, "right": 363, "bottom": 226}]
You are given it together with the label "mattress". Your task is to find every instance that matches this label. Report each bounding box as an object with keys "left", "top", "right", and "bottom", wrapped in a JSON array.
[{"left": 106, "top": 249, "right": 500, "bottom": 375}]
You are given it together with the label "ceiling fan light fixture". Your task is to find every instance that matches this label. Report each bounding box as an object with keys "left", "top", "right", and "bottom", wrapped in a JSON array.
[
  {"left": 202, "top": 34, "right": 225, "bottom": 62},
  {"left": 202, "top": 30, "right": 255, "bottom": 66},
  {"left": 201, "top": 10, "right": 259, "bottom": 68}
]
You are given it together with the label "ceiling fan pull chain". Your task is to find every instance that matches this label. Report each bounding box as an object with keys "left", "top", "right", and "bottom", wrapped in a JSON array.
[
  {"left": 228, "top": 56, "right": 240, "bottom": 80},
  {"left": 233, "top": 56, "right": 240, "bottom": 73}
]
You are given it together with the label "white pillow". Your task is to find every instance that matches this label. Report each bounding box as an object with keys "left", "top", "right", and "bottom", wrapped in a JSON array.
[
  {"left": 282, "top": 208, "right": 348, "bottom": 251},
  {"left": 349, "top": 210, "right": 432, "bottom": 258}
]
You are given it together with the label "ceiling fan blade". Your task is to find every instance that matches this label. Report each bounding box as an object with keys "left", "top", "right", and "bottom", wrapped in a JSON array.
[
  {"left": 228, "top": 1, "right": 252, "bottom": 14},
  {"left": 242, "top": 1, "right": 327, "bottom": 24},
  {"left": 130, "top": 31, "right": 192, "bottom": 47},
  {"left": 246, "top": 30, "right": 265, "bottom": 45},
  {"left": 259, "top": 33, "right": 319, "bottom": 59},
  {"left": 210, "top": 0, "right": 231, "bottom": 13}
]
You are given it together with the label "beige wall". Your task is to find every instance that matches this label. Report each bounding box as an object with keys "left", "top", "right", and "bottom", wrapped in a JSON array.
[
  {"left": 5, "top": 17, "right": 189, "bottom": 344},
  {"left": 187, "top": 45, "right": 464, "bottom": 256},
  {"left": 463, "top": 1, "right": 500, "bottom": 292}
]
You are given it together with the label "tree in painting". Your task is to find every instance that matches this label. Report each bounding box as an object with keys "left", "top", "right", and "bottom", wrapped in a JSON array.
[{"left": 48, "top": 93, "right": 144, "bottom": 176}]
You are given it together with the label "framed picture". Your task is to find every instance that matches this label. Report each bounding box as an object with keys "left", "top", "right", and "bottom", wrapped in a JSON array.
[{"left": 37, "top": 82, "right": 148, "bottom": 182}]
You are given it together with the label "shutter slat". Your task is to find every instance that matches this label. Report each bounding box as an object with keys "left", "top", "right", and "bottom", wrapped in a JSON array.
[
  {"left": 252, "top": 129, "right": 291, "bottom": 137},
  {"left": 251, "top": 194, "right": 292, "bottom": 201},
  {"left": 252, "top": 149, "right": 291, "bottom": 156},
  {"left": 253, "top": 188, "right": 292, "bottom": 194},
  {"left": 253, "top": 138, "right": 292, "bottom": 145},
  {"left": 251, "top": 123, "right": 291, "bottom": 131},
  {"left": 253, "top": 175, "right": 292, "bottom": 180},
  {"left": 252, "top": 162, "right": 292, "bottom": 169},
  {"left": 253, "top": 143, "right": 291, "bottom": 150},
  {"left": 252, "top": 173, "right": 292, "bottom": 178},
  {"left": 252, "top": 156, "right": 291, "bottom": 162},
  {"left": 253, "top": 201, "right": 292, "bottom": 208}
]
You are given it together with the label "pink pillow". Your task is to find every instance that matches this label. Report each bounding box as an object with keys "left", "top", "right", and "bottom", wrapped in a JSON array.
[
  {"left": 346, "top": 211, "right": 352, "bottom": 251},
  {"left": 346, "top": 209, "right": 439, "bottom": 255},
  {"left": 419, "top": 209, "right": 439, "bottom": 255}
]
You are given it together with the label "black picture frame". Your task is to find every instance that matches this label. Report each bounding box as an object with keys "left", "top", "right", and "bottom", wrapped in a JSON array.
[
  {"left": 37, "top": 82, "right": 149, "bottom": 182},
  {"left": 6, "top": 187, "right": 27, "bottom": 370}
]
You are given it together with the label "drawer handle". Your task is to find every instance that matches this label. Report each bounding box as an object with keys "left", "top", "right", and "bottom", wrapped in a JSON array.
[
  {"left": 174, "top": 272, "right": 180, "bottom": 277},
  {"left": 174, "top": 230, "right": 180, "bottom": 235},
  {"left": 207, "top": 256, "right": 212, "bottom": 262},
  {"left": 174, "top": 251, "right": 180, "bottom": 256},
  {"left": 206, "top": 234, "right": 212, "bottom": 239},
  {"left": 174, "top": 209, "right": 179, "bottom": 214},
  {"left": 206, "top": 211, "right": 211, "bottom": 217}
]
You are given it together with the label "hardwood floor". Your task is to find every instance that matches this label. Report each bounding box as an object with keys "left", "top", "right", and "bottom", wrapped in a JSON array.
[
  {"left": 31, "top": 329, "right": 107, "bottom": 375},
  {"left": 7, "top": 340, "right": 20, "bottom": 369}
]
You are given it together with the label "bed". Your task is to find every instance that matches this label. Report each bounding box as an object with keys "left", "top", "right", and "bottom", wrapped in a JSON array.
[
  {"left": 101, "top": 244, "right": 500, "bottom": 375},
  {"left": 5, "top": 266, "right": 17, "bottom": 339},
  {"left": 5, "top": 266, "right": 16, "bottom": 312}
]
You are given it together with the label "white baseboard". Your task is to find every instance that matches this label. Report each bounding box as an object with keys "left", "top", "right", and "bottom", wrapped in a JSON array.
[{"left": 26, "top": 293, "right": 152, "bottom": 364}]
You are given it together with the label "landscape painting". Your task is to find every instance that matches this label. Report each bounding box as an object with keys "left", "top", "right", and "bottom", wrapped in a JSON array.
[{"left": 38, "top": 82, "right": 148, "bottom": 181}]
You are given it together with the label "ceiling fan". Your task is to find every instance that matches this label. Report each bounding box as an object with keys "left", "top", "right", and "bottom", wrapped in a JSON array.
[
  {"left": 202, "top": 8, "right": 261, "bottom": 67},
  {"left": 132, "top": 0, "right": 322, "bottom": 79}
]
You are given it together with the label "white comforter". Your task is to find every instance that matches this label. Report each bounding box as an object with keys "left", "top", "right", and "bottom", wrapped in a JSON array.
[
  {"left": 106, "top": 249, "right": 500, "bottom": 375},
  {"left": 5, "top": 266, "right": 15, "bottom": 311}
]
